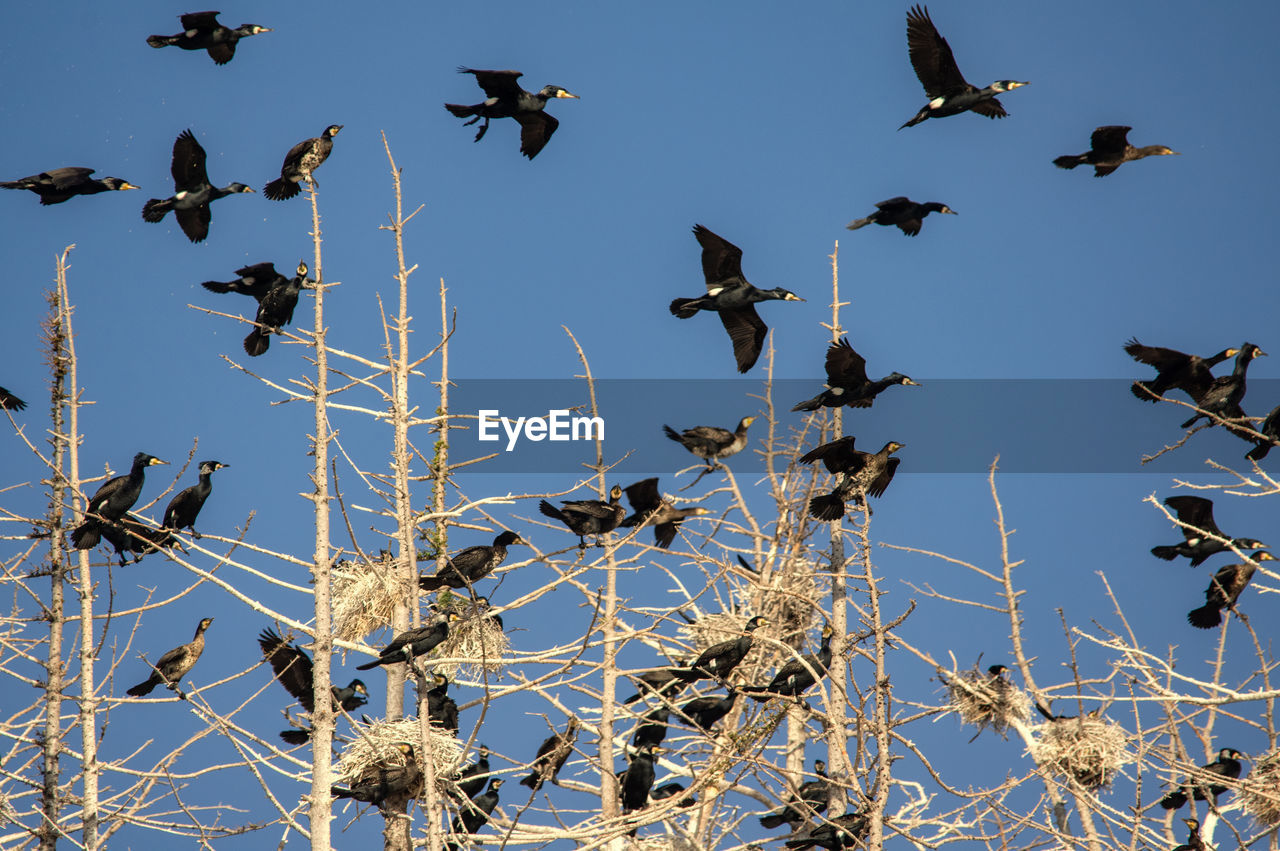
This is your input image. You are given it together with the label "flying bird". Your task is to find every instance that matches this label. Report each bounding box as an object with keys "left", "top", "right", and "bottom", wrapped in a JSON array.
[
  {"left": 845, "top": 197, "right": 956, "bottom": 236},
  {"left": 792, "top": 338, "right": 919, "bottom": 412},
  {"left": 445, "top": 68, "right": 578, "bottom": 159},
  {"left": 147, "top": 11, "right": 271, "bottom": 65},
  {"left": 2, "top": 168, "right": 138, "bottom": 205},
  {"left": 142, "top": 130, "right": 254, "bottom": 243},
  {"left": 1054, "top": 126, "right": 1179, "bottom": 177}
]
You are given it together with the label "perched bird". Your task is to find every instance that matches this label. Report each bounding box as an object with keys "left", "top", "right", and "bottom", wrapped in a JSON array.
[
  {"left": 0, "top": 387, "right": 25, "bottom": 410},
  {"left": 263, "top": 125, "right": 343, "bottom": 200},
  {"left": 845, "top": 197, "right": 956, "bottom": 237},
  {"left": 244, "top": 261, "right": 312, "bottom": 357},
  {"left": 678, "top": 689, "right": 738, "bottom": 733},
  {"left": 899, "top": 5, "right": 1028, "bottom": 129},
  {"left": 454, "top": 745, "right": 491, "bottom": 799},
  {"left": 1124, "top": 339, "right": 1238, "bottom": 403},
  {"left": 100, "top": 514, "right": 172, "bottom": 566},
  {"left": 677, "top": 615, "right": 768, "bottom": 683},
  {"left": 1034, "top": 702, "right": 1100, "bottom": 722},
  {"left": 445, "top": 68, "right": 579, "bottom": 160},
  {"left": 759, "top": 759, "right": 830, "bottom": 831},
  {"left": 201, "top": 262, "right": 289, "bottom": 300},
  {"left": 745, "top": 624, "right": 834, "bottom": 701},
  {"left": 147, "top": 11, "right": 270, "bottom": 64},
  {"left": 784, "top": 810, "right": 869, "bottom": 850},
  {"left": 521, "top": 718, "right": 579, "bottom": 790},
  {"left": 356, "top": 613, "right": 458, "bottom": 670},
  {"left": 663, "top": 417, "right": 755, "bottom": 467},
  {"left": 630, "top": 705, "right": 670, "bottom": 750},
  {"left": 1150, "top": 496, "right": 1266, "bottom": 567},
  {"left": 1187, "top": 552, "right": 1276, "bottom": 629},
  {"left": 620, "top": 744, "right": 659, "bottom": 821},
  {"left": 2, "top": 168, "right": 138, "bottom": 205},
  {"left": 620, "top": 478, "right": 711, "bottom": 549},
  {"left": 539, "top": 485, "right": 626, "bottom": 548},
  {"left": 1054, "top": 126, "right": 1179, "bottom": 177},
  {"left": 419, "top": 531, "right": 524, "bottom": 591},
  {"left": 1246, "top": 403, "right": 1280, "bottom": 461},
  {"left": 670, "top": 225, "right": 804, "bottom": 373},
  {"left": 257, "top": 627, "right": 368, "bottom": 745},
  {"left": 331, "top": 743, "right": 421, "bottom": 805},
  {"left": 1172, "top": 817, "right": 1206, "bottom": 851},
  {"left": 142, "top": 129, "right": 254, "bottom": 243},
  {"left": 71, "top": 453, "right": 168, "bottom": 550},
  {"left": 1180, "top": 343, "right": 1266, "bottom": 429},
  {"left": 650, "top": 782, "right": 697, "bottom": 807},
  {"left": 424, "top": 673, "right": 460, "bottom": 735},
  {"left": 792, "top": 338, "right": 919, "bottom": 411},
  {"left": 804, "top": 439, "right": 904, "bottom": 521},
  {"left": 446, "top": 778, "right": 503, "bottom": 847},
  {"left": 1160, "top": 748, "right": 1247, "bottom": 809},
  {"left": 126, "top": 617, "right": 213, "bottom": 698},
  {"left": 162, "top": 460, "right": 228, "bottom": 538},
  {"left": 621, "top": 664, "right": 689, "bottom": 706}
]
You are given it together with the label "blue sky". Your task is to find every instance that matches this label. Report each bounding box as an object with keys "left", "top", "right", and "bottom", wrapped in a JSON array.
[{"left": 2, "top": 1, "right": 1278, "bottom": 847}]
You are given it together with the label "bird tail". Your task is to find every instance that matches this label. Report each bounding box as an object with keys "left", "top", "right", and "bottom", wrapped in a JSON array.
[
  {"left": 146, "top": 34, "right": 179, "bottom": 48},
  {"left": 758, "top": 813, "right": 788, "bottom": 829},
  {"left": 1150, "top": 546, "right": 1180, "bottom": 561},
  {"left": 1053, "top": 155, "right": 1083, "bottom": 170},
  {"left": 808, "top": 492, "right": 846, "bottom": 522},
  {"left": 1180, "top": 413, "right": 1203, "bottom": 429},
  {"left": 1160, "top": 788, "right": 1189, "bottom": 810},
  {"left": 126, "top": 678, "right": 157, "bottom": 697},
  {"left": 418, "top": 575, "right": 445, "bottom": 592},
  {"left": 280, "top": 729, "right": 311, "bottom": 745},
  {"left": 1034, "top": 702, "right": 1056, "bottom": 721},
  {"left": 844, "top": 217, "right": 873, "bottom": 231},
  {"left": 1187, "top": 605, "right": 1221, "bottom": 629},
  {"left": 201, "top": 280, "right": 234, "bottom": 294},
  {"left": 669, "top": 297, "right": 703, "bottom": 318},
  {"left": 791, "top": 393, "right": 825, "bottom": 412},
  {"left": 71, "top": 523, "right": 101, "bottom": 550},
  {"left": 263, "top": 178, "right": 300, "bottom": 201},
  {"left": 620, "top": 692, "right": 642, "bottom": 705},
  {"left": 142, "top": 198, "right": 172, "bottom": 222},
  {"left": 1130, "top": 381, "right": 1161, "bottom": 402},
  {"left": 1247, "top": 442, "right": 1273, "bottom": 462},
  {"left": 519, "top": 772, "right": 541, "bottom": 790},
  {"left": 330, "top": 786, "right": 357, "bottom": 800},
  {"left": 244, "top": 329, "right": 270, "bottom": 357},
  {"left": 0, "top": 180, "right": 25, "bottom": 190},
  {"left": 662, "top": 425, "right": 683, "bottom": 444},
  {"left": 444, "top": 103, "right": 477, "bottom": 118},
  {"left": 538, "top": 500, "right": 566, "bottom": 522},
  {"left": 355, "top": 659, "right": 382, "bottom": 671},
  {"left": 899, "top": 108, "right": 929, "bottom": 130}
]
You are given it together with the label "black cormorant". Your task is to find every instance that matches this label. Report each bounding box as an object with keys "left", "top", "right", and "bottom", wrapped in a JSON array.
[
  {"left": 620, "top": 478, "right": 711, "bottom": 549},
  {"left": 538, "top": 485, "right": 625, "bottom": 548},
  {"left": 445, "top": 68, "right": 579, "bottom": 160},
  {"left": 620, "top": 744, "right": 659, "bottom": 823},
  {"left": 263, "top": 125, "right": 342, "bottom": 200},
  {"left": 1246, "top": 403, "right": 1280, "bottom": 461},
  {"left": 845, "top": 197, "right": 955, "bottom": 237},
  {"left": 258, "top": 627, "right": 368, "bottom": 744},
  {"left": 744, "top": 624, "right": 834, "bottom": 701},
  {"left": 793, "top": 338, "right": 919, "bottom": 411},
  {"left": 454, "top": 745, "right": 491, "bottom": 799},
  {"left": 1172, "top": 818, "right": 1206, "bottom": 851},
  {"left": 899, "top": 5, "right": 1028, "bottom": 129},
  {"left": 520, "top": 718, "right": 579, "bottom": 790},
  {"left": 425, "top": 673, "right": 460, "bottom": 734},
  {"left": 0, "top": 387, "right": 25, "bottom": 410},
  {"left": 1054, "top": 126, "right": 1179, "bottom": 177},
  {"left": 244, "top": 261, "right": 312, "bottom": 357},
  {"left": 100, "top": 514, "right": 172, "bottom": 566},
  {"left": 1180, "top": 343, "right": 1265, "bottom": 429},
  {"left": 650, "top": 782, "right": 697, "bottom": 807},
  {"left": 162, "top": 460, "right": 227, "bottom": 538},
  {"left": 670, "top": 225, "right": 804, "bottom": 373},
  {"left": 1124, "top": 339, "right": 1238, "bottom": 403},
  {"left": 447, "top": 778, "right": 503, "bottom": 847},
  {"left": 356, "top": 613, "right": 457, "bottom": 670},
  {"left": 1150, "top": 496, "right": 1266, "bottom": 566},
  {"left": 663, "top": 417, "right": 755, "bottom": 467},
  {"left": 147, "top": 11, "right": 270, "bottom": 64},
  {"left": 804, "top": 439, "right": 904, "bottom": 521},
  {"left": 677, "top": 615, "right": 768, "bottom": 683},
  {"left": 126, "top": 617, "right": 213, "bottom": 698},
  {"left": 1160, "top": 748, "right": 1247, "bottom": 809},
  {"left": 1187, "top": 552, "right": 1276, "bottom": 629},
  {"left": 420, "top": 531, "right": 524, "bottom": 591},
  {"left": 142, "top": 130, "right": 253, "bottom": 243},
  {"left": 759, "top": 759, "right": 830, "bottom": 831},
  {"left": 331, "top": 742, "right": 421, "bottom": 804},
  {"left": 621, "top": 664, "right": 689, "bottom": 705},
  {"left": 2, "top": 168, "right": 138, "bottom": 205},
  {"left": 678, "top": 689, "right": 738, "bottom": 733},
  {"left": 71, "top": 453, "right": 168, "bottom": 550},
  {"left": 630, "top": 705, "right": 669, "bottom": 750},
  {"left": 202, "top": 262, "right": 289, "bottom": 300},
  {"left": 784, "top": 810, "right": 869, "bottom": 850}
]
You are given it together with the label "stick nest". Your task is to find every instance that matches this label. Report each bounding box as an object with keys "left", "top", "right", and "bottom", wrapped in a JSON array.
[
  {"left": 336, "top": 717, "right": 464, "bottom": 795},
  {"left": 945, "top": 666, "right": 1030, "bottom": 737},
  {"left": 332, "top": 553, "right": 400, "bottom": 643},
  {"left": 1030, "top": 715, "right": 1130, "bottom": 789},
  {"left": 1241, "top": 748, "right": 1280, "bottom": 827},
  {"left": 431, "top": 593, "right": 510, "bottom": 678}
]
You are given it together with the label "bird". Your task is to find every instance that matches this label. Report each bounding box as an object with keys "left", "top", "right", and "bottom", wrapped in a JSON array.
[
  {"left": 257, "top": 627, "right": 368, "bottom": 745},
  {"left": 1034, "top": 702, "right": 1100, "bottom": 722},
  {"left": 99, "top": 514, "right": 172, "bottom": 566},
  {"left": 146, "top": 11, "right": 271, "bottom": 65},
  {"left": 621, "top": 664, "right": 689, "bottom": 706},
  {"left": 1246, "top": 403, "right": 1280, "bottom": 461},
  {"left": 142, "top": 129, "right": 254, "bottom": 243},
  {"left": 419, "top": 531, "right": 524, "bottom": 591},
  {"left": 1180, "top": 343, "right": 1266, "bottom": 429},
  {"left": 620, "top": 478, "right": 711, "bottom": 549},
  {"left": 630, "top": 705, "right": 669, "bottom": 750},
  {"left": 424, "top": 673, "right": 459, "bottom": 735},
  {"left": 670, "top": 225, "right": 804, "bottom": 373},
  {"left": 650, "top": 782, "right": 697, "bottom": 807},
  {"left": 663, "top": 417, "right": 755, "bottom": 467},
  {"left": 792, "top": 338, "right": 920, "bottom": 411},
  {"left": 126, "top": 617, "right": 213, "bottom": 698},
  {"left": 744, "top": 624, "right": 834, "bottom": 701},
  {"left": 446, "top": 778, "right": 503, "bottom": 848},
  {"left": 676, "top": 615, "right": 768, "bottom": 683},
  {"left": 1150, "top": 496, "right": 1267, "bottom": 567},
  {"left": 677, "top": 689, "right": 738, "bottom": 733},
  {"left": 162, "top": 460, "right": 228, "bottom": 538},
  {"left": 445, "top": 68, "right": 579, "bottom": 160},
  {"left": 520, "top": 717, "right": 579, "bottom": 791},
  {"left": 1053, "top": 126, "right": 1179, "bottom": 177},
  {"left": 356, "top": 613, "right": 457, "bottom": 670},
  {"left": 784, "top": 810, "right": 869, "bottom": 850},
  {"left": 1187, "top": 552, "right": 1276, "bottom": 629},
  {"left": 201, "top": 262, "right": 289, "bottom": 300},
  {"left": 263, "top": 125, "right": 343, "bottom": 201},
  {"left": 620, "top": 744, "right": 659, "bottom": 822},
  {"left": 538, "top": 485, "right": 626, "bottom": 548},
  {"left": 1160, "top": 748, "right": 1247, "bottom": 809},
  {"left": 331, "top": 742, "right": 422, "bottom": 805},
  {"left": 803, "top": 439, "right": 904, "bottom": 521},
  {"left": 899, "top": 5, "right": 1028, "bottom": 129},
  {"left": 71, "top": 453, "right": 168, "bottom": 550},
  {"left": 759, "top": 759, "right": 830, "bottom": 831},
  {"left": 2, "top": 168, "right": 138, "bottom": 205},
  {"left": 1124, "top": 339, "right": 1239, "bottom": 403},
  {"left": 243, "top": 261, "right": 312, "bottom": 357},
  {"left": 0, "top": 387, "right": 25, "bottom": 410},
  {"left": 845, "top": 197, "right": 956, "bottom": 237},
  {"left": 454, "top": 745, "right": 491, "bottom": 799},
  {"left": 1172, "top": 817, "right": 1206, "bottom": 851}
]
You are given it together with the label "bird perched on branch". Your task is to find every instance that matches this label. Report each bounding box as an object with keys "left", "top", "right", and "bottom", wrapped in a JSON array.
[
  {"left": 163, "top": 460, "right": 228, "bottom": 538},
  {"left": 1054, "top": 126, "right": 1179, "bottom": 177},
  {"left": 744, "top": 624, "right": 834, "bottom": 701},
  {"left": 331, "top": 743, "right": 421, "bottom": 805},
  {"left": 670, "top": 225, "right": 803, "bottom": 373},
  {"left": 71, "top": 453, "right": 167, "bottom": 550},
  {"left": 244, "top": 261, "right": 312, "bottom": 357},
  {"left": 142, "top": 130, "right": 253, "bottom": 243},
  {"left": 419, "top": 531, "right": 524, "bottom": 591},
  {"left": 620, "top": 478, "right": 710, "bottom": 549},
  {"left": 100, "top": 514, "right": 172, "bottom": 566},
  {"left": 759, "top": 759, "right": 830, "bottom": 831},
  {"left": 898, "top": 5, "right": 1028, "bottom": 129},
  {"left": 521, "top": 718, "right": 579, "bottom": 791},
  {"left": 1172, "top": 817, "right": 1206, "bottom": 851},
  {"left": 425, "top": 673, "right": 459, "bottom": 734},
  {"left": 803, "top": 439, "right": 904, "bottom": 521},
  {"left": 1160, "top": 748, "right": 1247, "bottom": 809},
  {"left": 445, "top": 68, "right": 579, "bottom": 160},
  {"left": 1246, "top": 403, "right": 1280, "bottom": 462},
  {"left": 792, "top": 338, "right": 919, "bottom": 412},
  {"left": 446, "top": 778, "right": 503, "bottom": 848},
  {"left": 258, "top": 627, "right": 368, "bottom": 744},
  {"left": 678, "top": 689, "right": 738, "bottom": 733},
  {"left": 676, "top": 615, "right": 768, "bottom": 683},
  {"left": 1150, "top": 496, "right": 1267, "bottom": 567},
  {"left": 621, "top": 664, "right": 689, "bottom": 706},
  {"left": 126, "top": 617, "right": 213, "bottom": 698},
  {"left": 539, "top": 485, "right": 625, "bottom": 548},
  {"left": 784, "top": 810, "right": 869, "bottom": 850},
  {"left": 1180, "top": 343, "right": 1265, "bottom": 429},
  {"left": 1187, "top": 552, "right": 1276, "bottom": 629},
  {"left": 263, "top": 125, "right": 342, "bottom": 200},
  {"left": 620, "top": 744, "right": 659, "bottom": 830},
  {"left": 1123, "top": 339, "right": 1238, "bottom": 403},
  {"left": 356, "top": 613, "right": 458, "bottom": 670},
  {"left": 845, "top": 197, "right": 956, "bottom": 237},
  {"left": 146, "top": 11, "right": 270, "bottom": 64},
  {"left": 2, "top": 168, "right": 138, "bottom": 205},
  {"left": 663, "top": 417, "right": 755, "bottom": 467},
  {"left": 453, "top": 745, "right": 491, "bottom": 799},
  {"left": 630, "top": 705, "right": 670, "bottom": 750}
]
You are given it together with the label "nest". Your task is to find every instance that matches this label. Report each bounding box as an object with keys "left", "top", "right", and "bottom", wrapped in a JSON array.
[
  {"left": 945, "top": 666, "right": 1030, "bottom": 737},
  {"left": 336, "top": 718, "right": 464, "bottom": 796},
  {"left": 430, "top": 593, "right": 510, "bottom": 678},
  {"left": 1241, "top": 748, "right": 1280, "bottom": 827},
  {"left": 332, "top": 553, "right": 399, "bottom": 643},
  {"left": 1030, "top": 715, "right": 1130, "bottom": 789}
]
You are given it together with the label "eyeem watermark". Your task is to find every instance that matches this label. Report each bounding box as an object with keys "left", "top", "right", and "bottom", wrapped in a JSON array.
[{"left": 477, "top": 409, "right": 605, "bottom": 451}]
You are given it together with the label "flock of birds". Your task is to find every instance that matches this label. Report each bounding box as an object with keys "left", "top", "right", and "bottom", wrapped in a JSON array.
[{"left": 0, "top": 6, "right": 1267, "bottom": 850}]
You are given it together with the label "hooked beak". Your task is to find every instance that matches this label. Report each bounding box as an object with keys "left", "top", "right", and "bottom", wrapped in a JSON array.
[
  {"left": 903, "top": 378, "right": 921, "bottom": 386},
  {"left": 121, "top": 182, "right": 140, "bottom": 191},
  {"left": 556, "top": 90, "right": 580, "bottom": 99}
]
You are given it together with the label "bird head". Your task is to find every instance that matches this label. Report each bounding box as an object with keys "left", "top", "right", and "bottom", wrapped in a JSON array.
[
  {"left": 495, "top": 530, "right": 524, "bottom": 547},
  {"left": 240, "top": 24, "right": 272, "bottom": 35},
  {"left": 228, "top": 183, "right": 255, "bottom": 194},
  {"left": 541, "top": 86, "right": 579, "bottom": 100},
  {"left": 888, "top": 373, "right": 920, "bottom": 387},
  {"left": 1253, "top": 550, "right": 1276, "bottom": 561},
  {"left": 689, "top": 507, "right": 713, "bottom": 517},
  {"left": 105, "top": 178, "right": 140, "bottom": 191},
  {"left": 137, "top": 453, "right": 168, "bottom": 467},
  {"left": 200, "top": 460, "right": 229, "bottom": 474},
  {"left": 352, "top": 679, "right": 368, "bottom": 696},
  {"left": 992, "top": 80, "right": 1030, "bottom": 92},
  {"left": 739, "top": 416, "right": 757, "bottom": 429},
  {"left": 886, "top": 441, "right": 906, "bottom": 454},
  {"left": 1152, "top": 146, "right": 1180, "bottom": 157},
  {"left": 770, "top": 288, "right": 805, "bottom": 302},
  {"left": 1242, "top": 342, "right": 1266, "bottom": 360},
  {"left": 490, "top": 778, "right": 505, "bottom": 790},
  {"left": 746, "top": 615, "right": 769, "bottom": 630},
  {"left": 324, "top": 125, "right": 344, "bottom": 138},
  {"left": 988, "top": 664, "right": 1009, "bottom": 677},
  {"left": 609, "top": 484, "right": 624, "bottom": 501},
  {"left": 198, "top": 617, "right": 214, "bottom": 631},
  {"left": 938, "top": 205, "right": 957, "bottom": 215}
]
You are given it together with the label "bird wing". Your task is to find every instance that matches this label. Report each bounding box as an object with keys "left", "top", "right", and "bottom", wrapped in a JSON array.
[
  {"left": 207, "top": 42, "right": 235, "bottom": 64},
  {"left": 1166, "top": 495, "right": 1221, "bottom": 536},
  {"left": 906, "top": 5, "right": 969, "bottom": 96},
  {"left": 693, "top": 224, "right": 746, "bottom": 288},
  {"left": 719, "top": 306, "right": 768, "bottom": 373},
  {"left": 562, "top": 499, "right": 616, "bottom": 520},
  {"left": 898, "top": 217, "right": 924, "bottom": 236},
  {"left": 175, "top": 204, "right": 211, "bottom": 243},
  {"left": 179, "top": 11, "right": 221, "bottom": 31},
  {"left": 462, "top": 68, "right": 526, "bottom": 99},
  {"left": 683, "top": 425, "right": 734, "bottom": 446},
  {"left": 230, "top": 263, "right": 282, "bottom": 300},
  {"left": 969, "top": 98, "right": 1009, "bottom": 119},
  {"left": 868, "top": 458, "right": 902, "bottom": 498},
  {"left": 1124, "top": 339, "right": 1190, "bottom": 371},
  {"left": 798, "top": 436, "right": 861, "bottom": 473},
  {"left": 258, "top": 628, "right": 316, "bottom": 712},
  {"left": 46, "top": 167, "right": 95, "bottom": 188},
  {"left": 172, "top": 130, "right": 211, "bottom": 190},
  {"left": 623, "top": 478, "right": 662, "bottom": 515},
  {"left": 826, "top": 338, "right": 869, "bottom": 384},
  {"left": 515, "top": 111, "right": 558, "bottom": 160},
  {"left": 1091, "top": 125, "right": 1132, "bottom": 156},
  {"left": 281, "top": 137, "right": 316, "bottom": 170},
  {"left": 874, "top": 197, "right": 911, "bottom": 212}
]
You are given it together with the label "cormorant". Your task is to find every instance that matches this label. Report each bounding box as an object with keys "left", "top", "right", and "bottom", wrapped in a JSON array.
[
  {"left": 792, "top": 338, "right": 919, "bottom": 411},
  {"left": 445, "top": 68, "right": 579, "bottom": 160},
  {"left": 142, "top": 130, "right": 254, "bottom": 243},
  {"left": 1172, "top": 818, "right": 1206, "bottom": 851},
  {"left": 899, "top": 5, "right": 1028, "bottom": 129},
  {"left": 263, "top": 125, "right": 343, "bottom": 200},
  {"left": 2, "top": 168, "right": 138, "bottom": 205},
  {"left": 419, "top": 531, "right": 524, "bottom": 591},
  {"left": 0, "top": 387, "right": 25, "bottom": 410},
  {"left": 162, "top": 460, "right": 228, "bottom": 538},
  {"left": 258, "top": 627, "right": 368, "bottom": 744},
  {"left": 454, "top": 745, "right": 491, "bottom": 799},
  {"left": 845, "top": 197, "right": 956, "bottom": 237},
  {"left": 126, "top": 617, "right": 213, "bottom": 698},
  {"left": 244, "top": 261, "right": 312, "bottom": 357},
  {"left": 620, "top": 478, "right": 711, "bottom": 549},
  {"left": 663, "top": 417, "right": 755, "bottom": 467},
  {"left": 356, "top": 613, "right": 458, "bottom": 670},
  {"left": 678, "top": 689, "right": 738, "bottom": 733},
  {"left": 1150, "top": 496, "right": 1267, "bottom": 566},
  {"left": 803, "top": 439, "right": 904, "bottom": 521},
  {"left": 670, "top": 225, "right": 804, "bottom": 373},
  {"left": 1246, "top": 403, "right": 1280, "bottom": 461},
  {"left": 630, "top": 705, "right": 669, "bottom": 750},
  {"left": 446, "top": 778, "right": 503, "bottom": 848},
  {"left": 147, "top": 11, "right": 270, "bottom": 64},
  {"left": 744, "top": 624, "right": 834, "bottom": 701},
  {"left": 1034, "top": 702, "right": 1100, "bottom": 722},
  {"left": 650, "top": 782, "right": 697, "bottom": 807},
  {"left": 677, "top": 615, "right": 768, "bottom": 683},
  {"left": 1187, "top": 552, "right": 1276, "bottom": 629},
  {"left": 784, "top": 810, "right": 869, "bottom": 850},
  {"left": 538, "top": 485, "right": 625, "bottom": 548},
  {"left": 1160, "top": 748, "right": 1247, "bottom": 809},
  {"left": 1124, "top": 339, "right": 1238, "bottom": 403},
  {"left": 100, "top": 514, "right": 172, "bottom": 566},
  {"left": 71, "top": 453, "right": 167, "bottom": 550},
  {"left": 1180, "top": 343, "right": 1266, "bottom": 429},
  {"left": 621, "top": 664, "right": 688, "bottom": 705},
  {"left": 620, "top": 744, "right": 659, "bottom": 822},
  {"left": 201, "top": 262, "right": 289, "bottom": 300},
  {"left": 332, "top": 742, "right": 421, "bottom": 805},
  {"left": 520, "top": 718, "right": 579, "bottom": 790},
  {"left": 1054, "top": 126, "right": 1179, "bottom": 177},
  {"left": 425, "top": 673, "right": 459, "bottom": 734},
  {"left": 759, "top": 759, "right": 830, "bottom": 831}
]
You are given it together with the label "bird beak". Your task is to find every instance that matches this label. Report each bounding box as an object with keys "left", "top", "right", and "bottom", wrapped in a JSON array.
[
  {"left": 149, "top": 458, "right": 168, "bottom": 466},
  {"left": 121, "top": 182, "right": 141, "bottom": 191},
  {"left": 785, "top": 293, "right": 805, "bottom": 302},
  {"left": 244, "top": 187, "right": 256, "bottom": 193},
  {"left": 556, "top": 90, "right": 580, "bottom": 99},
  {"left": 903, "top": 378, "right": 920, "bottom": 386},
  {"left": 944, "top": 208, "right": 958, "bottom": 215},
  {"left": 1009, "top": 81, "right": 1030, "bottom": 89}
]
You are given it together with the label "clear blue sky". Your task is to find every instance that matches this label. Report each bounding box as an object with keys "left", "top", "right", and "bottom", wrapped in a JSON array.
[{"left": 2, "top": 2, "right": 1278, "bottom": 847}]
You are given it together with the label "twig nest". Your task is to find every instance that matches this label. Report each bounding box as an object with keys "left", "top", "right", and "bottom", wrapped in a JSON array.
[
  {"left": 1030, "top": 715, "right": 1130, "bottom": 789},
  {"left": 430, "top": 592, "right": 510, "bottom": 677},
  {"left": 945, "top": 666, "right": 1030, "bottom": 737},
  {"left": 1241, "top": 748, "right": 1280, "bottom": 827},
  {"left": 332, "top": 553, "right": 400, "bottom": 643},
  {"left": 337, "top": 718, "right": 463, "bottom": 795}
]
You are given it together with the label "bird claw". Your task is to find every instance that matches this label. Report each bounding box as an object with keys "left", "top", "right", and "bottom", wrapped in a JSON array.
[{"left": 472, "top": 118, "right": 490, "bottom": 143}]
